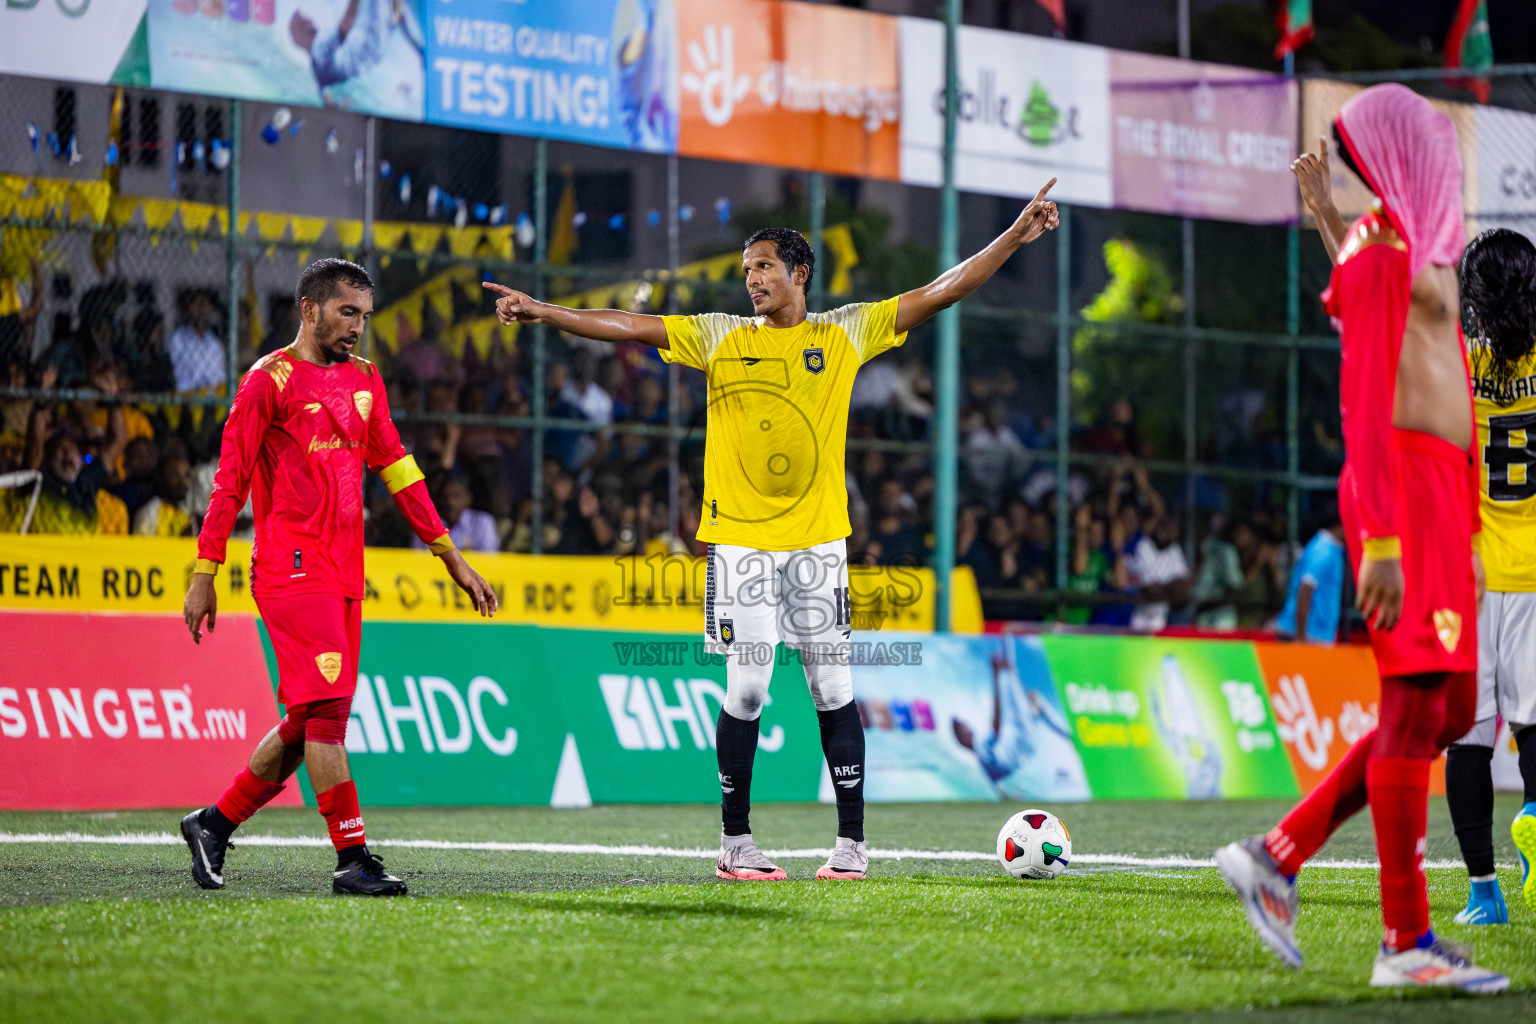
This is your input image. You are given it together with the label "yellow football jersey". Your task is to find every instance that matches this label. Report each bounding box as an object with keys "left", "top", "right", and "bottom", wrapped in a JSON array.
[
  {"left": 660, "top": 298, "right": 907, "bottom": 551},
  {"left": 1472, "top": 342, "right": 1536, "bottom": 591}
]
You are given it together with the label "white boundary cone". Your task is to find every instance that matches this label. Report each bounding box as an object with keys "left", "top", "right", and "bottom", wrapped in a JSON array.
[{"left": 550, "top": 733, "right": 593, "bottom": 808}]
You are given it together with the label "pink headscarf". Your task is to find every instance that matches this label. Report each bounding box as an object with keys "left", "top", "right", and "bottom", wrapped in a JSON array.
[{"left": 1335, "top": 83, "right": 1465, "bottom": 278}]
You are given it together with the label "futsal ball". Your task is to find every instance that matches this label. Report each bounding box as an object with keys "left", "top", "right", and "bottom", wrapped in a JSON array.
[{"left": 996, "top": 809, "right": 1072, "bottom": 879}]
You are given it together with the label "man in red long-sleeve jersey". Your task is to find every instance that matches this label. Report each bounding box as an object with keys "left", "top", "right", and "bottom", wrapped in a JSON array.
[
  {"left": 180, "top": 258, "right": 498, "bottom": 896},
  {"left": 1215, "top": 86, "right": 1505, "bottom": 992}
]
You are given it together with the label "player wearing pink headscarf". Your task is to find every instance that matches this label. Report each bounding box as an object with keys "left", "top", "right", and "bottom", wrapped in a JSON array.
[{"left": 1215, "top": 85, "right": 1506, "bottom": 993}]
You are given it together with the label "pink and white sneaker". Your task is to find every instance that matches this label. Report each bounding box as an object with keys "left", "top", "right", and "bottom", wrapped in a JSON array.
[
  {"left": 716, "top": 833, "right": 787, "bottom": 881},
  {"left": 816, "top": 837, "right": 869, "bottom": 880}
]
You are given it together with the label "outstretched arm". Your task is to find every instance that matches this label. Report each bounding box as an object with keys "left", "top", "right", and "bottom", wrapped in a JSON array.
[
  {"left": 894, "top": 179, "right": 1059, "bottom": 336},
  {"left": 483, "top": 283, "right": 670, "bottom": 349},
  {"left": 1292, "top": 137, "right": 1349, "bottom": 264}
]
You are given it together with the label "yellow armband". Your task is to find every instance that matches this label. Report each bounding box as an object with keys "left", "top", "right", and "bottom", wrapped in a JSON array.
[
  {"left": 1361, "top": 536, "right": 1402, "bottom": 561},
  {"left": 428, "top": 533, "right": 457, "bottom": 556},
  {"left": 379, "top": 454, "right": 425, "bottom": 495},
  {"left": 193, "top": 558, "right": 221, "bottom": 576}
]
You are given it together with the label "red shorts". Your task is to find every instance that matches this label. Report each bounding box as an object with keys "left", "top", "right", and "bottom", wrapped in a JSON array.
[
  {"left": 1341, "top": 428, "right": 1477, "bottom": 678},
  {"left": 256, "top": 591, "right": 362, "bottom": 707}
]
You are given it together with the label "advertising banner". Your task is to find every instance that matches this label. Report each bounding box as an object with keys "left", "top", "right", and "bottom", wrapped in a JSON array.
[
  {"left": 302, "top": 622, "right": 823, "bottom": 806},
  {"left": 1109, "top": 52, "right": 1297, "bottom": 224},
  {"left": 146, "top": 0, "right": 427, "bottom": 121},
  {"left": 674, "top": 0, "right": 899, "bottom": 179},
  {"left": 0, "top": 611, "right": 300, "bottom": 810},
  {"left": 1300, "top": 79, "right": 1478, "bottom": 227},
  {"left": 1254, "top": 642, "right": 1452, "bottom": 796},
  {"left": 0, "top": 534, "right": 969, "bottom": 633},
  {"left": 0, "top": 0, "right": 148, "bottom": 86},
  {"left": 853, "top": 632, "right": 1090, "bottom": 803},
  {"left": 424, "top": 0, "right": 677, "bottom": 153},
  {"left": 1473, "top": 103, "right": 1536, "bottom": 239},
  {"left": 1041, "top": 635, "right": 1296, "bottom": 801},
  {"left": 898, "top": 18, "right": 1112, "bottom": 207}
]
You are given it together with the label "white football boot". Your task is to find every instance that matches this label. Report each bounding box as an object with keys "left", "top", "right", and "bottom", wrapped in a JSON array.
[
  {"left": 715, "top": 833, "right": 787, "bottom": 881},
  {"left": 1215, "top": 836, "right": 1302, "bottom": 968},
  {"left": 816, "top": 837, "right": 869, "bottom": 880},
  {"left": 1370, "top": 936, "right": 1508, "bottom": 993}
]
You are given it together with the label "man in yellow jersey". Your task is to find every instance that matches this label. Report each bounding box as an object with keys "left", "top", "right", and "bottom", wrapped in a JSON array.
[
  {"left": 1452, "top": 228, "right": 1536, "bottom": 922},
  {"left": 1294, "top": 136, "right": 1536, "bottom": 925},
  {"left": 486, "top": 179, "right": 1059, "bottom": 880}
]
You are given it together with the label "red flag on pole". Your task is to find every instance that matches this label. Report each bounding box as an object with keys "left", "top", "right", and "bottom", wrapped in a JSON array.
[
  {"left": 1274, "top": 0, "right": 1314, "bottom": 60},
  {"left": 1445, "top": 0, "right": 1493, "bottom": 103}
]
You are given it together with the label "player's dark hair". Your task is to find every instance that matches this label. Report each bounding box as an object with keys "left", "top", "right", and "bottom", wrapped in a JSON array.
[
  {"left": 295, "top": 258, "right": 373, "bottom": 309},
  {"left": 1462, "top": 228, "right": 1536, "bottom": 405},
  {"left": 1332, "top": 120, "right": 1369, "bottom": 191},
  {"left": 743, "top": 228, "right": 815, "bottom": 295}
]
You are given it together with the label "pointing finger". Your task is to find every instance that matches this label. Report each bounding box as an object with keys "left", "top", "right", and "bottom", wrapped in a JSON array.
[
  {"left": 1032, "top": 177, "right": 1057, "bottom": 204},
  {"left": 481, "top": 282, "right": 517, "bottom": 297},
  {"left": 1318, "top": 135, "right": 1328, "bottom": 162}
]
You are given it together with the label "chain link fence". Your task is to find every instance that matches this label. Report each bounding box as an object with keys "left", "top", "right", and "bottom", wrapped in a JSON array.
[{"left": 3, "top": 62, "right": 1535, "bottom": 628}]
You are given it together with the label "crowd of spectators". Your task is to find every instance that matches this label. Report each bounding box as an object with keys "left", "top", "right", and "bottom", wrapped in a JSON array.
[{"left": 0, "top": 266, "right": 1341, "bottom": 637}]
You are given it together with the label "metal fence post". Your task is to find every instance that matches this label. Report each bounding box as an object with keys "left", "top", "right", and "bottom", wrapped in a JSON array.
[
  {"left": 530, "top": 137, "right": 549, "bottom": 554},
  {"left": 1285, "top": 51, "right": 1301, "bottom": 556},
  {"left": 808, "top": 171, "right": 825, "bottom": 313},
  {"left": 666, "top": 153, "right": 681, "bottom": 542},
  {"left": 362, "top": 115, "right": 377, "bottom": 360},
  {"left": 1181, "top": 216, "right": 1196, "bottom": 561},
  {"left": 932, "top": 0, "right": 962, "bottom": 633},
  {"left": 225, "top": 99, "right": 241, "bottom": 396},
  {"left": 1054, "top": 204, "right": 1072, "bottom": 597}
]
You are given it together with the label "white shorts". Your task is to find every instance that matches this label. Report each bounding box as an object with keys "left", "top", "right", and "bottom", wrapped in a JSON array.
[
  {"left": 1473, "top": 590, "right": 1536, "bottom": 731},
  {"left": 704, "top": 539, "right": 851, "bottom": 658}
]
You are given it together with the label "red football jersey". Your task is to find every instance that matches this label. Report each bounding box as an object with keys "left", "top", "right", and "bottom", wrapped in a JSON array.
[{"left": 197, "top": 349, "right": 450, "bottom": 599}]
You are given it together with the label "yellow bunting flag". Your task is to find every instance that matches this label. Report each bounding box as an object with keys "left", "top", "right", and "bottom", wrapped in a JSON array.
[
  {"left": 69, "top": 181, "right": 111, "bottom": 225},
  {"left": 0, "top": 175, "right": 27, "bottom": 218},
  {"left": 483, "top": 225, "right": 514, "bottom": 261},
  {"left": 290, "top": 216, "right": 327, "bottom": 246},
  {"left": 178, "top": 202, "right": 218, "bottom": 235},
  {"left": 335, "top": 219, "right": 365, "bottom": 250},
  {"left": 407, "top": 224, "right": 445, "bottom": 255},
  {"left": 823, "top": 223, "right": 860, "bottom": 296},
  {"left": 255, "top": 212, "right": 289, "bottom": 242},
  {"left": 447, "top": 227, "right": 482, "bottom": 259},
  {"left": 372, "top": 221, "right": 408, "bottom": 252}
]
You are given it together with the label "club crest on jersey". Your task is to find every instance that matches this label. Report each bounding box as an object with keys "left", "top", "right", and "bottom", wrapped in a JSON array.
[
  {"left": 1433, "top": 609, "right": 1462, "bottom": 652},
  {"left": 353, "top": 391, "right": 373, "bottom": 420},
  {"left": 803, "top": 348, "right": 825, "bottom": 374},
  {"left": 719, "top": 619, "right": 735, "bottom": 646},
  {"left": 315, "top": 652, "right": 344, "bottom": 684}
]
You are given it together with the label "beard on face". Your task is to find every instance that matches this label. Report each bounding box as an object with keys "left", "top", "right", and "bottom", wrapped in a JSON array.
[{"left": 314, "top": 310, "right": 357, "bottom": 363}]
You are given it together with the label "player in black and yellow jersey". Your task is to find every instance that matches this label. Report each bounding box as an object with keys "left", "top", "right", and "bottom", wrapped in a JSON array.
[
  {"left": 1450, "top": 228, "right": 1536, "bottom": 924},
  {"left": 486, "top": 179, "right": 1059, "bottom": 881}
]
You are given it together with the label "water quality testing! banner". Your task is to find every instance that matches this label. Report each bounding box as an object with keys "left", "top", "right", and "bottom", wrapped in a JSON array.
[
  {"left": 146, "top": 0, "right": 427, "bottom": 121},
  {"left": 425, "top": 0, "right": 678, "bottom": 154}
]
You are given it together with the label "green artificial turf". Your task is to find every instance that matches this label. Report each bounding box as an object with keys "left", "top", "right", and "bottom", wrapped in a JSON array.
[{"left": 1, "top": 799, "right": 1533, "bottom": 1023}]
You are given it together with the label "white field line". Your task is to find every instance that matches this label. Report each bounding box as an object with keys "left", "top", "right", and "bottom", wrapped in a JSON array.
[{"left": 0, "top": 832, "right": 1486, "bottom": 871}]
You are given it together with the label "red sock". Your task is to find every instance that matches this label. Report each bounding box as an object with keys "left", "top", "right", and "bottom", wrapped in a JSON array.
[
  {"left": 1368, "top": 756, "right": 1432, "bottom": 951},
  {"left": 316, "top": 780, "right": 367, "bottom": 852},
  {"left": 1264, "top": 729, "right": 1375, "bottom": 876},
  {"left": 214, "top": 768, "right": 285, "bottom": 826}
]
